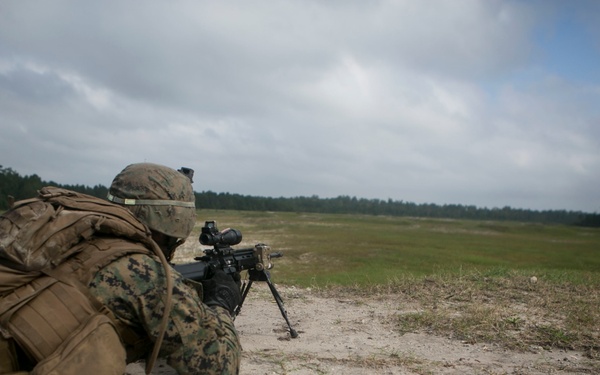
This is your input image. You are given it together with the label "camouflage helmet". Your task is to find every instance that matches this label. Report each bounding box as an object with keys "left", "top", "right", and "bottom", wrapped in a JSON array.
[{"left": 107, "top": 163, "right": 196, "bottom": 239}]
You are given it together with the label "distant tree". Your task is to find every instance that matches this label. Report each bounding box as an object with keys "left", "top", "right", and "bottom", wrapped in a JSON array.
[
  {"left": 1, "top": 165, "right": 596, "bottom": 226},
  {"left": 0, "top": 166, "right": 45, "bottom": 208},
  {"left": 575, "top": 213, "right": 600, "bottom": 227}
]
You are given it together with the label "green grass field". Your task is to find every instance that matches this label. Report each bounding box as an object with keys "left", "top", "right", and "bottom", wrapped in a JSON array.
[
  {"left": 191, "top": 210, "right": 600, "bottom": 358},
  {"left": 193, "top": 209, "right": 600, "bottom": 287}
]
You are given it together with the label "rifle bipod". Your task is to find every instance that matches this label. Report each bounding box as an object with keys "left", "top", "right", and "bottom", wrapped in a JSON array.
[{"left": 234, "top": 269, "right": 299, "bottom": 339}]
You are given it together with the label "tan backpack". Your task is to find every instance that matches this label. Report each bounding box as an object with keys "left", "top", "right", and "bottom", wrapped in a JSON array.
[{"left": 0, "top": 187, "right": 173, "bottom": 375}]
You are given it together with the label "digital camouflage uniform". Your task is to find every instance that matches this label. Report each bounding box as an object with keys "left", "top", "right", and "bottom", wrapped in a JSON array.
[
  {"left": 103, "top": 163, "right": 241, "bottom": 374},
  {"left": 89, "top": 252, "right": 240, "bottom": 374}
]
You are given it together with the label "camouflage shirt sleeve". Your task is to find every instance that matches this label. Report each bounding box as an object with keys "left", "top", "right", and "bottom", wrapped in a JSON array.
[{"left": 88, "top": 253, "right": 241, "bottom": 375}]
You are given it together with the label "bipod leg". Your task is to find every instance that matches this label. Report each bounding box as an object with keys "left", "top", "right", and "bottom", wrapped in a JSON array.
[
  {"left": 263, "top": 272, "right": 299, "bottom": 338},
  {"left": 234, "top": 279, "right": 253, "bottom": 319}
]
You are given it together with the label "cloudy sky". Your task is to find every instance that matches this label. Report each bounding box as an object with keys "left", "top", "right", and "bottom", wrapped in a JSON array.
[{"left": 1, "top": 1, "right": 599, "bottom": 212}]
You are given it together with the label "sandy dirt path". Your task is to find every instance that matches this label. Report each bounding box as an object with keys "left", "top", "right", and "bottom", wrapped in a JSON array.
[{"left": 126, "top": 283, "right": 597, "bottom": 375}]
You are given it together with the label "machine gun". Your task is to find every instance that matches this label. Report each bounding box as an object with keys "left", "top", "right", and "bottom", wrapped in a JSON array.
[{"left": 173, "top": 220, "right": 298, "bottom": 338}]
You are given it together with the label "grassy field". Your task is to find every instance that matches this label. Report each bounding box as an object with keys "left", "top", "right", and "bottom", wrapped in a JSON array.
[
  {"left": 182, "top": 209, "right": 600, "bottom": 360},
  {"left": 188, "top": 209, "right": 600, "bottom": 287}
]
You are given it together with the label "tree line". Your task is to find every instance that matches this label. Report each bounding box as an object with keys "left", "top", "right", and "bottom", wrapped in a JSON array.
[
  {"left": 1, "top": 165, "right": 598, "bottom": 227},
  {"left": 196, "top": 191, "right": 599, "bottom": 226}
]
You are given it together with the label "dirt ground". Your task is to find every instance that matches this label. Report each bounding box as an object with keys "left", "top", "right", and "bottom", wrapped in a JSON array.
[{"left": 126, "top": 283, "right": 598, "bottom": 375}]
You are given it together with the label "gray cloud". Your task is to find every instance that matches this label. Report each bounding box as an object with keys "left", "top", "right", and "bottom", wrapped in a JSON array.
[{"left": 1, "top": 0, "right": 599, "bottom": 212}]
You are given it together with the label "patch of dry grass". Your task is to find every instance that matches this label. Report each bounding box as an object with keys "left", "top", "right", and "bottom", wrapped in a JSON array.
[{"left": 315, "top": 270, "right": 600, "bottom": 360}]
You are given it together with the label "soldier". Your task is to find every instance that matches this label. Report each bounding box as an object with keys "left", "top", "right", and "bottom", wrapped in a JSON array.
[{"left": 0, "top": 163, "right": 241, "bottom": 374}]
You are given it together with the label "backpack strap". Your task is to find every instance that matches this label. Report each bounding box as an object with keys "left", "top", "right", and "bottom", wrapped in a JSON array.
[
  {"left": 41, "top": 262, "right": 150, "bottom": 362},
  {"left": 0, "top": 277, "right": 57, "bottom": 322},
  {"left": 0, "top": 276, "right": 86, "bottom": 361}
]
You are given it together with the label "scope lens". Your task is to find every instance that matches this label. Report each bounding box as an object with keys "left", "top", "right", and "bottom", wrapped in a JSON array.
[
  {"left": 199, "top": 228, "right": 242, "bottom": 246},
  {"left": 220, "top": 229, "right": 242, "bottom": 245}
]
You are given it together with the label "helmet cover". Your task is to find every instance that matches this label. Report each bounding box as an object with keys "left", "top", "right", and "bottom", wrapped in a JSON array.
[{"left": 108, "top": 163, "right": 196, "bottom": 238}]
